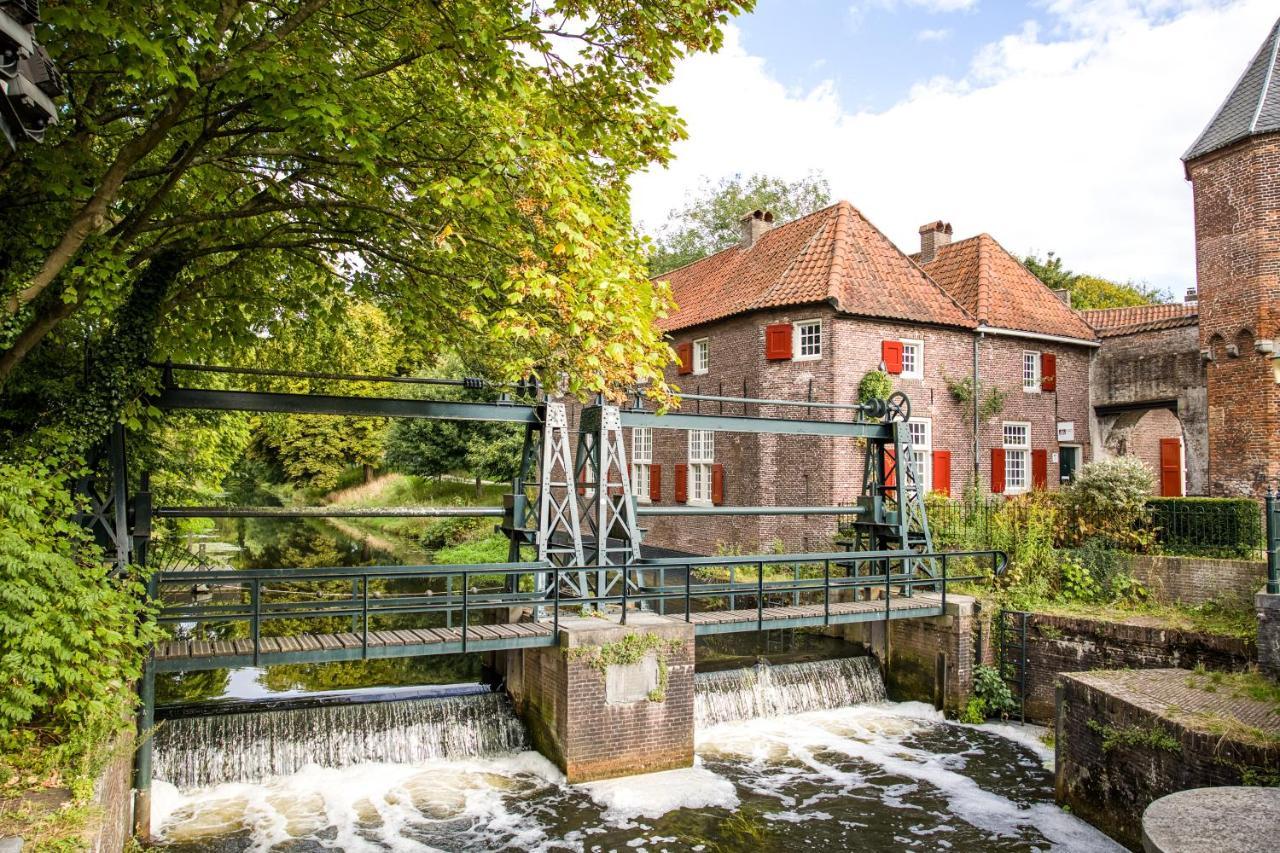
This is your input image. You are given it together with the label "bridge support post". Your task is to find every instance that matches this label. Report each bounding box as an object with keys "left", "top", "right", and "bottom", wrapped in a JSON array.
[{"left": 501, "top": 612, "right": 694, "bottom": 783}]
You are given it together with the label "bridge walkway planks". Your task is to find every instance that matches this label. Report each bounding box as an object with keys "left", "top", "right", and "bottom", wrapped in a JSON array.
[{"left": 152, "top": 593, "right": 946, "bottom": 671}]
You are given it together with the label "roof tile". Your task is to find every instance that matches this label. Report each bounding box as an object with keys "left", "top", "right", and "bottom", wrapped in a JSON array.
[
  {"left": 656, "top": 202, "right": 975, "bottom": 332},
  {"left": 917, "top": 234, "right": 1098, "bottom": 342},
  {"left": 1080, "top": 303, "right": 1198, "bottom": 337}
]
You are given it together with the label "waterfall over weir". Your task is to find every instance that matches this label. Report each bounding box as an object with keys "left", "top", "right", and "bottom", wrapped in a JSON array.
[
  {"left": 154, "top": 691, "right": 527, "bottom": 789},
  {"left": 694, "top": 656, "right": 886, "bottom": 727}
]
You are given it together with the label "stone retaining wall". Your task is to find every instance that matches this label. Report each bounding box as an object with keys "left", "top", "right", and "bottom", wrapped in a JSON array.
[
  {"left": 1007, "top": 612, "right": 1254, "bottom": 723},
  {"left": 1129, "top": 554, "right": 1266, "bottom": 607},
  {"left": 1056, "top": 670, "right": 1280, "bottom": 850}
]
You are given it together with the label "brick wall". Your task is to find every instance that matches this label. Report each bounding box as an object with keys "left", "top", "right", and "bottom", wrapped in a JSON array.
[
  {"left": 1129, "top": 553, "right": 1266, "bottom": 607},
  {"left": 1056, "top": 671, "right": 1280, "bottom": 849},
  {"left": 635, "top": 308, "right": 1093, "bottom": 554},
  {"left": 1188, "top": 136, "right": 1280, "bottom": 496},
  {"left": 885, "top": 596, "right": 977, "bottom": 714},
  {"left": 503, "top": 614, "right": 695, "bottom": 783},
  {"left": 1008, "top": 612, "right": 1254, "bottom": 723}
]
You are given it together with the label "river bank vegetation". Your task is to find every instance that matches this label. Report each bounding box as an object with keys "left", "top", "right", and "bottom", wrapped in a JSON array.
[{"left": 0, "top": 0, "right": 754, "bottom": 840}]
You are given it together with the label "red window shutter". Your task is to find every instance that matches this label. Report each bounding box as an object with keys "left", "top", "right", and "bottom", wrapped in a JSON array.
[
  {"left": 764, "top": 323, "right": 793, "bottom": 360},
  {"left": 711, "top": 464, "right": 725, "bottom": 505},
  {"left": 991, "top": 448, "right": 1006, "bottom": 494},
  {"left": 577, "top": 468, "right": 586, "bottom": 496},
  {"left": 884, "top": 444, "right": 897, "bottom": 489},
  {"left": 676, "top": 342, "right": 693, "bottom": 375},
  {"left": 649, "top": 464, "right": 662, "bottom": 503},
  {"left": 882, "top": 340, "right": 904, "bottom": 375},
  {"left": 674, "top": 463, "right": 688, "bottom": 503},
  {"left": 1041, "top": 352, "right": 1057, "bottom": 392},
  {"left": 1031, "top": 449, "right": 1048, "bottom": 490},
  {"left": 931, "top": 450, "right": 951, "bottom": 497}
]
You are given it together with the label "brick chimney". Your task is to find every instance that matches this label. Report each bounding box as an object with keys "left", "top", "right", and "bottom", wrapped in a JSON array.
[
  {"left": 739, "top": 209, "right": 775, "bottom": 249},
  {"left": 918, "top": 220, "right": 952, "bottom": 264}
]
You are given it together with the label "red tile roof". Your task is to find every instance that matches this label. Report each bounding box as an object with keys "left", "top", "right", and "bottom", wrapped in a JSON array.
[
  {"left": 655, "top": 202, "right": 975, "bottom": 333},
  {"left": 916, "top": 234, "right": 1098, "bottom": 342},
  {"left": 1080, "top": 303, "right": 1198, "bottom": 337}
]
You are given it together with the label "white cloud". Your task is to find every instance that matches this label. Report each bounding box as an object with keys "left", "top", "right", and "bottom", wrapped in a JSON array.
[
  {"left": 631, "top": 0, "right": 1279, "bottom": 293},
  {"left": 917, "top": 28, "right": 952, "bottom": 41}
]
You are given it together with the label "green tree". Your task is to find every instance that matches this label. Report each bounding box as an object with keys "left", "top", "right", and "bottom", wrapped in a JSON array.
[
  {"left": 1023, "top": 253, "right": 1168, "bottom": 309},
  {"left": 253, "top": 300, "right": 403, "bottom": 490},
  {"left": 647, "top": 171, "right": 831, "bottom": 275},
  {"left": 1, "top": 0, "right": 754, "bottom": 408}
]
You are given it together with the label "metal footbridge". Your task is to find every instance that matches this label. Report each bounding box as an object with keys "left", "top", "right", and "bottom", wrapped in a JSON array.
[{"left": 151, "top": 548, "right": 1004, "bottom": 672}]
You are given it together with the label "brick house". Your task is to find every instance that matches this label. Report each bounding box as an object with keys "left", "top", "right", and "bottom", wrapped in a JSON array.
[{"left": 632, "top": 203, "right": 1098, "bottom": 554}]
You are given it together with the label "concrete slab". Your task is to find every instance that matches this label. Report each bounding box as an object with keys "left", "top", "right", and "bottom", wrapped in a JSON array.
[{"left": 1143, "top": 786, "right": 1280, "bottom": 853}]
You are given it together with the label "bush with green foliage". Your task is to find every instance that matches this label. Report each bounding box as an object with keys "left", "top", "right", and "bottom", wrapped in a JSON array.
[
  {"left": 857, "top": 370, "right": 893, "bottom": 404},
  {"left": 989, "top": 494, "right": 1059, "bottom": 602},
  {"left": 959, "top": 664, "right": 1018, "bottom": 723},
  {"left": 1061, "top": 457, "right": 1154, "bottom": 547},
  {"left": 0, "top": 443, "right": 160, "bottom": 787}
]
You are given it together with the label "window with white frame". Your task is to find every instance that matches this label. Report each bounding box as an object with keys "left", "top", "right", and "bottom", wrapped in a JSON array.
[
  {"left": 794, "top": 320, "right": 822, "bottom": 360},
  {"left": 907, "top": 418, "right": 931, "bottom": 492},
  {"left": 688, "top": 429, "right": 715, "bottom": 504},
  {"left": 1003, "top": 422, "right": 1030, "bottom": 493},
  {"left": 901, "top": 339, "right": 923, "bottom": 379},
  {"left": 1023, "top": 351, "right": 1041, "bottom": 393},
  {"left": 631, "top": 427, "right": 653, "bottom": 501},
  {"left": 693, "top": 338, "right": 709, "bottom": 375}
]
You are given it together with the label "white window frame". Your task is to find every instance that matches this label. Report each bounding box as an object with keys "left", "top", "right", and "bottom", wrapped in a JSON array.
[
  {"left": 692, "top": 338, "right": 709, "bottom": 375},
  {"left": 1022, "top": 351, "right": 1041, "bottom": 393},
  {"left": 900, "top": 338, "right": 924, "bottom": 380},
  {"left": 1003, "top": 421, "right": 1031, "bottom": 494},
  {"left": 907, "top": 417, "right": 931, "bottom": 493},
  {"left": 688, "top": 429, "right": 715, "bottom": 505},
  {"left": 631, "top": 427, "right": 653, "bottom": 503},
  {"left": 793, "top": 319, "right": 822, "bottom": 361}
]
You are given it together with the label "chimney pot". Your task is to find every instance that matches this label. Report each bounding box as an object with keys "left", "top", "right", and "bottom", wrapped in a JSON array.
[
  {"left": 739, "top": 209, "right": 775, "bottom": 249},
  {"left": 917, "top": 220, "right": 952, "bottom": 264},
  {"left": 1051, "top": 288, "right": 1072, "bottom": 307}
]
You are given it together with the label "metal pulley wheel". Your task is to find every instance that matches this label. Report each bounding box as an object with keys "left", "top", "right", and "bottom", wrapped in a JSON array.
[{"left": 886, "top": 391, "right": 911, "bottom": 422}]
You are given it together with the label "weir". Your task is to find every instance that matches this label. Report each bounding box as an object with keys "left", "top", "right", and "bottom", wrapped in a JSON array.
[
  {"left": 152, "top": 654, "right": 892, "bottom": 792},
  {"left": 71, "top": 363, "right": 1006, "bottom": 838}
]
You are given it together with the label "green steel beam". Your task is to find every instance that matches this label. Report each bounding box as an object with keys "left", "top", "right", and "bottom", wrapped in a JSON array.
[
  {"left": 156, "top": 387, "right": 541, "bottom": 423},
  {"left": 620, "top": 409, "right": 892, "bottom": 438}
]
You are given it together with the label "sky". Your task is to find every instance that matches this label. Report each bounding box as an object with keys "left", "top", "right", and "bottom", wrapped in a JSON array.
[{"left": 628, "top": 0, "right": 1280, "bottom": 297}]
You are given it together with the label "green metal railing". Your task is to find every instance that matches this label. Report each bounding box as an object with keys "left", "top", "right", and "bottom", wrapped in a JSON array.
[
  {"left": 154, "top": 549, "right": 1008, "bottom": 663},
  {"left": 1266, "top": 488, "right": 1278, "bottom": 595}
]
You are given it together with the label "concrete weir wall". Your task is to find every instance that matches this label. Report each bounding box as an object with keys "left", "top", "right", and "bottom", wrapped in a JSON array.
[{"left": 501, "top": 612, "right": 695, "bottom": 783}]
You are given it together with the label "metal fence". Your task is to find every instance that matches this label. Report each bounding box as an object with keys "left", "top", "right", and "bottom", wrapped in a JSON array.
[{"left": 919, "top": 495, "right": 1267, "bottom": 561}]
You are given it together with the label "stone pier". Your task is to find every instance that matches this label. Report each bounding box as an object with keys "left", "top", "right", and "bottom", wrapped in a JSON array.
[{"left": 501, "top": 612, "right": 695, "bottom": 782}]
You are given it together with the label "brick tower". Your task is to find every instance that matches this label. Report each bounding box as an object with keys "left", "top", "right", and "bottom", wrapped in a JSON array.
[{"left": 1183, "top": 16, "right": 1280, "bottom": 496}]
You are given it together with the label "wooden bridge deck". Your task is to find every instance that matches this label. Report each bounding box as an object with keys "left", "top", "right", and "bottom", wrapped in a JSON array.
[{"left": 153, "top": 593, "right": 945, "bottom": 672}]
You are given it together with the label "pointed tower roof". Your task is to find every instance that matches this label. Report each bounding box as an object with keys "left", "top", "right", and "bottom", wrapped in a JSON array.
[{"left": 1184, "top": 16, "right": 1280, "bottom": 163}]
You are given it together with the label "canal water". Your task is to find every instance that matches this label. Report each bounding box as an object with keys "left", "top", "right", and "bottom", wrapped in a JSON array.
[
  {"left": 152, "top": 520, "right": 1122, "bottom": 851},
  {"left": 152, "top": 656, "right": 1121, "bottom": 852}
]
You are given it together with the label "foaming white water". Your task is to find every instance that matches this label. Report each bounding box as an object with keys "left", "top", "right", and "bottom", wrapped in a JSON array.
[
  {"left": 694, "top": 656, "right": 886, "bottom": 727},
  {"left": 152, "top": 751, "right": 564, "bottom": 852},
  {"left": 699, "top": 703, "right": 1122, "bottom": 851},
  {"left": 155, "top": 691, "right": 526, "bottom": 788},
  {"left": 581, "top": 760, "right": 739, "bottom": 824}
]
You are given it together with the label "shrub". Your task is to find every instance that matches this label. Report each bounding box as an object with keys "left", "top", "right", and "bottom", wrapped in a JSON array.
[
  {"left": 1146, "top": 497, "right": 1264, "bottom": 558},
  {"left": 1061, "top": 457, "right": 1154, "bottom": 547},
  {"left": 990, "top": 494, "right": 1059, "bottom": 596},
  {"left": 962, "top": 664, "right": 1017, "bottom": 722},
  {"left": 857, "top": 370, "right": 892, "bottom": 404},
  {"left": 0, "top": 441, "right": 159, "bottom": 783}
]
